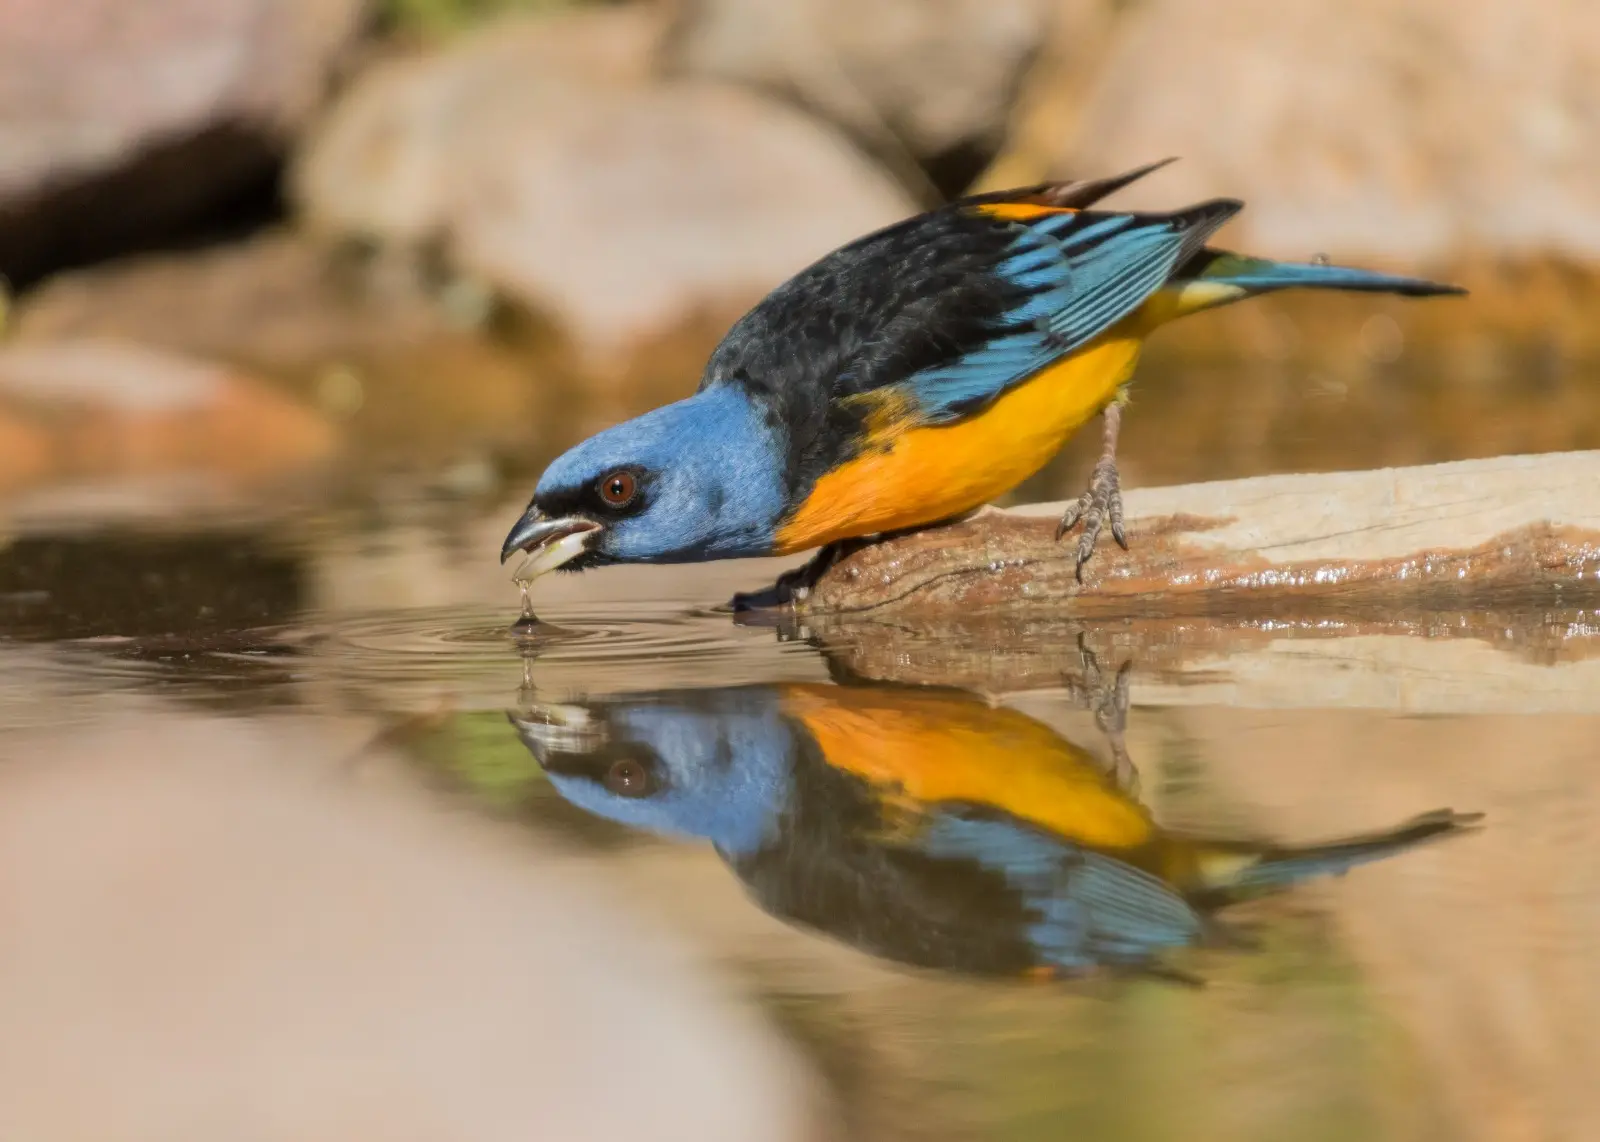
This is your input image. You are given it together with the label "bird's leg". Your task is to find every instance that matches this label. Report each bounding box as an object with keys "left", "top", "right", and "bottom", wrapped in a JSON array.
[
  {"left": 1056, "top": 398, "right": 1129, "bottom": 581},
  {"left": 1064, "top": 633, "right": 1138, "bottom": 794},
  {"left": 1093, "top": 661, "right": 1137, "bottom": 794}
]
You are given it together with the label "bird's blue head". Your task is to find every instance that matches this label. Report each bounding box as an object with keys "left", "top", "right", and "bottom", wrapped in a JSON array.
[
  {"left": 500, "top": 386, "right": 787, "bottom": 575},
  {"left": 507, "top": 687, "right": 798, "bottom": 857}
]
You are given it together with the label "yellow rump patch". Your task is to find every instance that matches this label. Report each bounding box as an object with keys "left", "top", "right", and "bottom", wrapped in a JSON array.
[
  {"left": 774, "top": 333, "right": 1143, "bottom": 553},
  {"left": 1134, "top": 279, "right": 1249, "bottom": 325},
  {"left": 780, "top": 684, "right": 1154, "bottom": 852},
  {"left": 974, "top": 202, "right": 1080, "bottom": 223}
]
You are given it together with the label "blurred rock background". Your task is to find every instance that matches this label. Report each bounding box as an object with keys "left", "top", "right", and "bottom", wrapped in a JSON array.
[{"left": 1, "top": 0, "right": 1598, "bottom": 528}]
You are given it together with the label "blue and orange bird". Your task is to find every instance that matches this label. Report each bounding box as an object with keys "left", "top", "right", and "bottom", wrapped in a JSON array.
[
  {"left": 508, "top": 683, "right": 1479, "bottom": 980},
  {"left": 501, "top": 159, "right": 1465, "bottom": 586}
]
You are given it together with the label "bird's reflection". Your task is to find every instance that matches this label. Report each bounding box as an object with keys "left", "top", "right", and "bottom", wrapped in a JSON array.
[{"left": 509, "top": 681, "right": 1475, "bottom": 981}]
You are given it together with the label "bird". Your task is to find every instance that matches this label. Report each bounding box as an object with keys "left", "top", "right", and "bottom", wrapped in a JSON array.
[
  {"left": 508, "top": 681, "right": 1479, "bottom": 980},
  {"left": 501, "top": 158, "right": 1465, "bottom": 590}
]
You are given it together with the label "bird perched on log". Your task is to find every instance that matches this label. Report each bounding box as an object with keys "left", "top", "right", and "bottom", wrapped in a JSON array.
[{"left": 502, "top": 159, "right": 1464, "bottom": 595}]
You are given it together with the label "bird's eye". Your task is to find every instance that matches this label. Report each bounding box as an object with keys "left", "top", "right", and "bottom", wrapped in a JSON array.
[
  {"left": 597, "top": 470, "right": 638, "bottom": 509},
  {"left": 603, "top": 757, "right": 654, "bottom": 798}
]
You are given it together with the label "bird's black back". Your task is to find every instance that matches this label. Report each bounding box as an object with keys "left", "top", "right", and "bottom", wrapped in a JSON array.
[{"left": 700, "top": 208, "right": 1029, "bottom": 500}]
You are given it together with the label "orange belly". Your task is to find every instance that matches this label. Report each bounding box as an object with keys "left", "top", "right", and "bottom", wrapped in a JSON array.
[{"left": 774, "top": 333, "right": 1144, "bottom": 553}]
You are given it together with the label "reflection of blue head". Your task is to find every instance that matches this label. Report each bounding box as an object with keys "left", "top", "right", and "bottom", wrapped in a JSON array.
[{"left": 511, "top": 689, "right": 797, "bottom": 857}]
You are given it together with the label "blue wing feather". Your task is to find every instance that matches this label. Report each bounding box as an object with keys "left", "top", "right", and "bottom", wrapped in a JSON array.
[{"left": 901, "top": 202, "right": 1239, "bottom": 424}]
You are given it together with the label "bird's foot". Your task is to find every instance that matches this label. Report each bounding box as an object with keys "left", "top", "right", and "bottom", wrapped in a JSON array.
[
  {"left": 731, "top": 539, "right": 860, "bottom": 612},
  {"left": 1055, "top": 454, "right": 1127, "bottom": 581}
]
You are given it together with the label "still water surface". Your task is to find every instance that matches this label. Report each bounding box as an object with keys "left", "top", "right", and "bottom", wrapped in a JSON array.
[{"left": 2, "top": 509, "right": 1596, "bottom": 1141}]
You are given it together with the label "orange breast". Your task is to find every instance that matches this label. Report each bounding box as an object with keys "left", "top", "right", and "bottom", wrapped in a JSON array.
[{"left": 774, "top": 332, "right": 1143, "bottom": 554}]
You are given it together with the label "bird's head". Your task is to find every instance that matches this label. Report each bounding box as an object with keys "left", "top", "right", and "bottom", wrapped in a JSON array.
[
  {"left": 500, "top": 387, "right": 785, "bottom": 576},
  {"left": 506, "top": 687, "right": 796, "bottom": 856}
]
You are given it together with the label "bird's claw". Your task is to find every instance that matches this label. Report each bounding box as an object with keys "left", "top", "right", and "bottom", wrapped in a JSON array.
[{"left": 1055, "top": 456, "right": 1127, "bottom": 581}]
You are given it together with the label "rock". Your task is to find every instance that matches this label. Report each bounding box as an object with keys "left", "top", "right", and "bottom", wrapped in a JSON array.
[
  {"left": 664, "top": 0, "right": 1056, "bottom": 195},
  {"left": 294, "top": 6, "right": 665, "bottom": 248},
  {"left": 0, "top": 407, "right": 50, "bottom": 495},
  {"left": 0, "top": 701, "right": 831, "bottom": 1141},
  {"left": 0, "top": 0, "right": 369, "bottom": 285},
  {"left": 13, "top": 234, "right": 424, "bottom": 367},
  {"left": 969, "top": 0, "right": 1124, "bottom": 194},
  {"left": 0, "top": 339, "right": 336, "bottom": 525},
  {"left": 292, "top": 6, "right": 916, "bottom": 372},
  {"left": 1050, "top": 0, "right": 1600, "bottom": 264},
  {"left": 10, "top": 234, "right": 552, "bottom": 474}
]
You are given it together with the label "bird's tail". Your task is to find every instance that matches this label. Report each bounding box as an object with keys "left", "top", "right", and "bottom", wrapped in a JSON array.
[
  {"left": 1145, "top": 249, "right": 1467, "bottom": 325},
  {"left": 1189, "top": 249, "right": 1466, "bottom": 297},
  {"left": 1181, "top": 808, "right": 1482, "bottom": 909}
]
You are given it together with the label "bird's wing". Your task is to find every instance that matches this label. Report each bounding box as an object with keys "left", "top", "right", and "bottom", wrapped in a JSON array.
[
  {"left": 696, "top": 163, "right": 1236, "bottom": 484},
  {"left": 865, "top": 196, "right": 1242, "bottom": 426}
]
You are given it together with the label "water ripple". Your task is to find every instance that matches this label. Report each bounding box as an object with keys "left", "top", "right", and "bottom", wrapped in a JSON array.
[{"left": 301, "top": 602, "right": 821, "bottom": 707}]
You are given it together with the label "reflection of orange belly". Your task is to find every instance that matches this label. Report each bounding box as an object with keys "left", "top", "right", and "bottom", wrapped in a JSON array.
[
  {"left": 773, "top": 333, "right": 1143, "bottom": 554},
  {"left": 780, "top": 684, "right": 1153, "bottom": 852}
]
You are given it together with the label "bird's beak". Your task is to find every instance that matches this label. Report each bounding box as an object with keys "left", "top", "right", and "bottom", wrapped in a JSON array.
[
  {"left": 506, "top": 706, "right": 604, "bottom": 765},
  {"left": 500, "top": 509, "right": 602, "bottom": 579}
]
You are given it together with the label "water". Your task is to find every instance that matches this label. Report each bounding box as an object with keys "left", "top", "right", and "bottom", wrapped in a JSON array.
[
  {"left": 3, "top": 506, "right": 1597, "bottom": 1141},
  {"left": 2, "top": 321, "right": 1598, "bottom": 1139}
]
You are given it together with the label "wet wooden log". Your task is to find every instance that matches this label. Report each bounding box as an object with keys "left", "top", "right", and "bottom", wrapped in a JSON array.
[{"left": 800, "top": 450, "right": 1600, "bottom": 616}]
